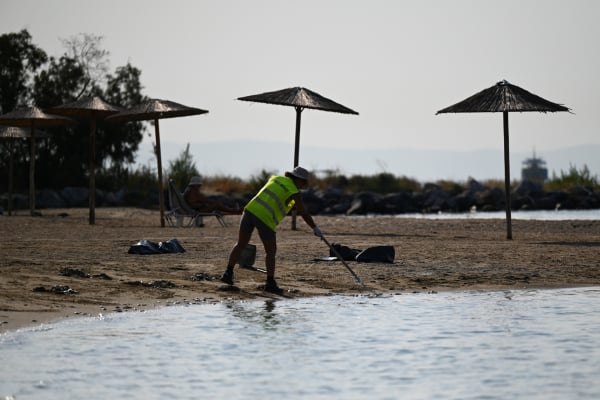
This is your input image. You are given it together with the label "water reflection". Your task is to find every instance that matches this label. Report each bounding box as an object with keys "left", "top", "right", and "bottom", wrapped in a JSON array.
[{"left": 225, "top": 299, "right": 282, "bottom": 330}]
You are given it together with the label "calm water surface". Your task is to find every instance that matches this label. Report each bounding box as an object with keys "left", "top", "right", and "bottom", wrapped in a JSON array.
[
  {"left": 2, "top": 287, "right": 600, "bottom": 400},
  {"left": 392, "top": 209, "right": 599, "bottom": 220}
]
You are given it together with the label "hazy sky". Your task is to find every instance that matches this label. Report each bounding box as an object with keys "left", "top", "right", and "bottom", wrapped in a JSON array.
[{"left": 2, "top": 0, "right": 598, "bottom": 179}]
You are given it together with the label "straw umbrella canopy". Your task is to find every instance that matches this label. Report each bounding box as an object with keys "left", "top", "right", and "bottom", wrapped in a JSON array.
[
  {"left": 436, "top": 80, "right": 571, "bottom": 239},
  {"left": 238, "top": 86, "right": 358, "bottom": 229},
  {"left": 0, "top": 106, "right": 76, "bottom": 215},
  {"left": 0, "top": 126, "right": 49, "bottom": 215},
  {"left": 106, "top": 99, "right": 209, "bottom": 227},
  {"left": 49, "top": 96, "right": 123, "bottom": 225},
  {"left": 238, "top": 86, "right": 358, "bottom": 167}
]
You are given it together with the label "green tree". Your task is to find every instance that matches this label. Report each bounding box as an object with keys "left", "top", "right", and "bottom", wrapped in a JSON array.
[
  {"left": 100, "top": 63, "right": 146, "bottom": 169},
  {"left": 167, "top": 143, "right": 199, "bottom": 188},
  {"left": 32, "top": 51, "right": 146, "bottom": 187},
  {"left": 0, "top": 29, "right": 47, "bottom": 114},
  {"left": 61, "top": 33, "right": 109, "bottom": 98},
  {"left": 0, "top": 30, "right": 147, "bottom": 191},
  {"left": 31, "top": 54, "right": 89, "bottom": 189},
  {"left": 248, "top": 169, "right": 277, "bottom": 194},
  {"left": 546, "top": 164, "right": 598, "bottom": 191},
  {"left": 0, "top": 30, "right": 49, "bottom": 193}
]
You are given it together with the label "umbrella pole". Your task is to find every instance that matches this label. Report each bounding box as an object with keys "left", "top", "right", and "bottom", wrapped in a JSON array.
[
  {"left": 503, "top": 111, "right": 513, "bottom": 240},
  {"left": 154, "top": 119, "right": 165, "bottom": 227},
  {"left": 89, "top": 119, "right": 96, "bottom": 225},
  {"left": 293, "top": 106, "right": 302, "bottom": 167},
  {"left": 8, "top": 140, "right": 14, "bottom": 216},
  {"left": 292, "top": 106, "right": 303, "bottom": 230},
  {"left": 29, "top": 125, "right": 36, "bottom": 216}
]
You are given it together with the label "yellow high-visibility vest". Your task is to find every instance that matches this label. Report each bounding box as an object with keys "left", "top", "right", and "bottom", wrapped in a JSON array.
[{"left": 245, "top": 175, "right": 298, "bottom": 231}]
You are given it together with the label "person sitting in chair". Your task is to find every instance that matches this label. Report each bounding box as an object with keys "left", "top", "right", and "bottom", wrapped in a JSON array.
[{"left": 183, "top": 176, "right": 242, "bottom": 215}]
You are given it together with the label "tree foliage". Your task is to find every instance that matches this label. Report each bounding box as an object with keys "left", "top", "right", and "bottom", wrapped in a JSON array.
[
  {"left": 546, "top": 164, "right": 598, "bottom": 191},
  {"left": 0, "top": 29, "right": 47, "bottom": 114},
  {"left": 0, "top": 30, "right": 146, "bottom": 191},
  {"left": 167, "top": 143, "right": 199, "bottom": 188},
  {"left": 61, "top": 33, "right": 109, "bottom": 98},
  {"left": 318, "top": 171, "right": 421, "bottom": 194}
]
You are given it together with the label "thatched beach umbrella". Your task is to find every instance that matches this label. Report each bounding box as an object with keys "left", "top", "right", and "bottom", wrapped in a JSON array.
[
  {"left": 50, "top": 96, "right": 122, "bottom": 225},
  {"left": 238, "top": 87, "right": 358, "bottom": 167},
  {"left": 0, "top": 126, "right": 48, "bottom": 215},
  {"left": 0, "top": 106, "right": 76, "bottom": 215},
  {"left": 106, "top": 99, "right": 209, "bottom": 227},
  {"left": 238, "top": 86, "right": 358, "bottom": 228},
  {"left": 436, "top": 80, "right": 571, "bottom": 239}
]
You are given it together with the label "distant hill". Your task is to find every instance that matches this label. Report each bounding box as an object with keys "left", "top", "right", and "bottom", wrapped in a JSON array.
[{"left": 136, "top": 140, "right": 600, "bottom": 183}]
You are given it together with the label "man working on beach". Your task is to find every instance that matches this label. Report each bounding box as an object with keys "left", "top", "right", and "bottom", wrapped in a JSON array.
[
  {"left": 220, "top": 166, "right": 323, "bottom": 294},
  {"left": 183, "top": 176, "right": 242, "bottom": 215}
]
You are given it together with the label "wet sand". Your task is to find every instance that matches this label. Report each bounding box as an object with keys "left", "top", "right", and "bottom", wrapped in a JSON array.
[{"left": 1, "top": 207, "right": 599, "bottom": 333}]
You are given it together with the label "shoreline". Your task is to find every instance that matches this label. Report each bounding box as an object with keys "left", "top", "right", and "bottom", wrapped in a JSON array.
[
  {"left": 7, "top": 285, "right": 600, "bottom": 335},
  {"left": 1, "top": 208, "right": 599, "bottom": 333}
]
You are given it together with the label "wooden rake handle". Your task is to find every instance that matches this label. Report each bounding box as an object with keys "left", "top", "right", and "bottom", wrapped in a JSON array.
[{"left": 320, "top": 235, "right": 365, "bottom": 287}]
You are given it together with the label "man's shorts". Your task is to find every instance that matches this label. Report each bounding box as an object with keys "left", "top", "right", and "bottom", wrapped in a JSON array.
[{"left": 239, "top": 211, "right": 276, "bottom": 241}]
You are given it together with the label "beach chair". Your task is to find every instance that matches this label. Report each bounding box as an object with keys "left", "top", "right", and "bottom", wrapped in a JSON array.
[{"left": 165, "top": 179, "right": 227, "bottom": 227}]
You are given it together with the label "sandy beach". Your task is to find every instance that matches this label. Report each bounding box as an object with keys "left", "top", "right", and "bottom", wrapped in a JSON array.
[{"left": 1, "top": 207, "right": 599, "bottom": 333}]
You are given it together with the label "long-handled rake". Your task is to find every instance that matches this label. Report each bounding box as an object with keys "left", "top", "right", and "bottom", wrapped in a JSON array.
[{"left": 320, "top": 235, "right": 366, "bottom": 287}]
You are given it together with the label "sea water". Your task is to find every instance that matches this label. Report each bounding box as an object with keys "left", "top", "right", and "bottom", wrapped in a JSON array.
[
  {"left": 2, "top": 287, "right": 600, "bottom": 400},
  {"left": 392, "top": 209, "right": 599, "bottom": 221}
]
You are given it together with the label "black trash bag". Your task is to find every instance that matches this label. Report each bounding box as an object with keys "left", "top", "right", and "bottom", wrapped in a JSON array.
[
  {"left": 128, "top": 238, "right": 185, "bottom": 255},
  {"left": 128, "top": 239, "right": 161, "bottom": 255},
  {"left": 355, "top": 246, "right": 395, "bottom": 263},
  {"left": 329, "top": 243, "right": 361, "bottom": 261},
  {"left": 158, "top": 238, "right": 185, "bottom": 253}
]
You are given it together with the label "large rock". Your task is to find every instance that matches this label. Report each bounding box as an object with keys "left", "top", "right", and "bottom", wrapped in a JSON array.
[
  {"left": 535, "top": 192, "right": 567, "bottom": 210},
  {"left": 452, "top": 178, "right": 487, "bottom": 212},
  {"left": 514, "top": 180, "right": 545, "bottom": 197},
  {"left": 562, "top": 186, "right": 599, "bottom": 209},
  {"left": 422, "top": 183, "right": 452, "bottom": 213},
  {"left": 60, "top": 187, "right": 89, "bottom": 207},
  {"left": 475, "top": 187, "right": 505, "bottom": 211},
  {"left": 100, "top": 190, "right": 123, "bottom": 207},
  {"left": 318, "top": 187, "right": 352, "bottom": 214},
  {"left": 376, "top": 192, "right": 420, "bottom": 214},
  {"left": 4, "top": 178, "right": 598, "bottom": 215},
  {"left": 0, "top": 193, "right": 28, "bottom": 210},
  {"left": 299, "top": 189, "right": 326, "bottom": 215},
  {"left": 37, "top": 189, "right": 66, "bottom": 209},
  {"left": 346, "top": 191, "right": 383, "bottom": 215}
]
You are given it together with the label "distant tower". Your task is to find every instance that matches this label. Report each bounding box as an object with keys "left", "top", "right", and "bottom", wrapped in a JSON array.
[{"left": 521, "top": 149, "right": 548, "bottom": 183}]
